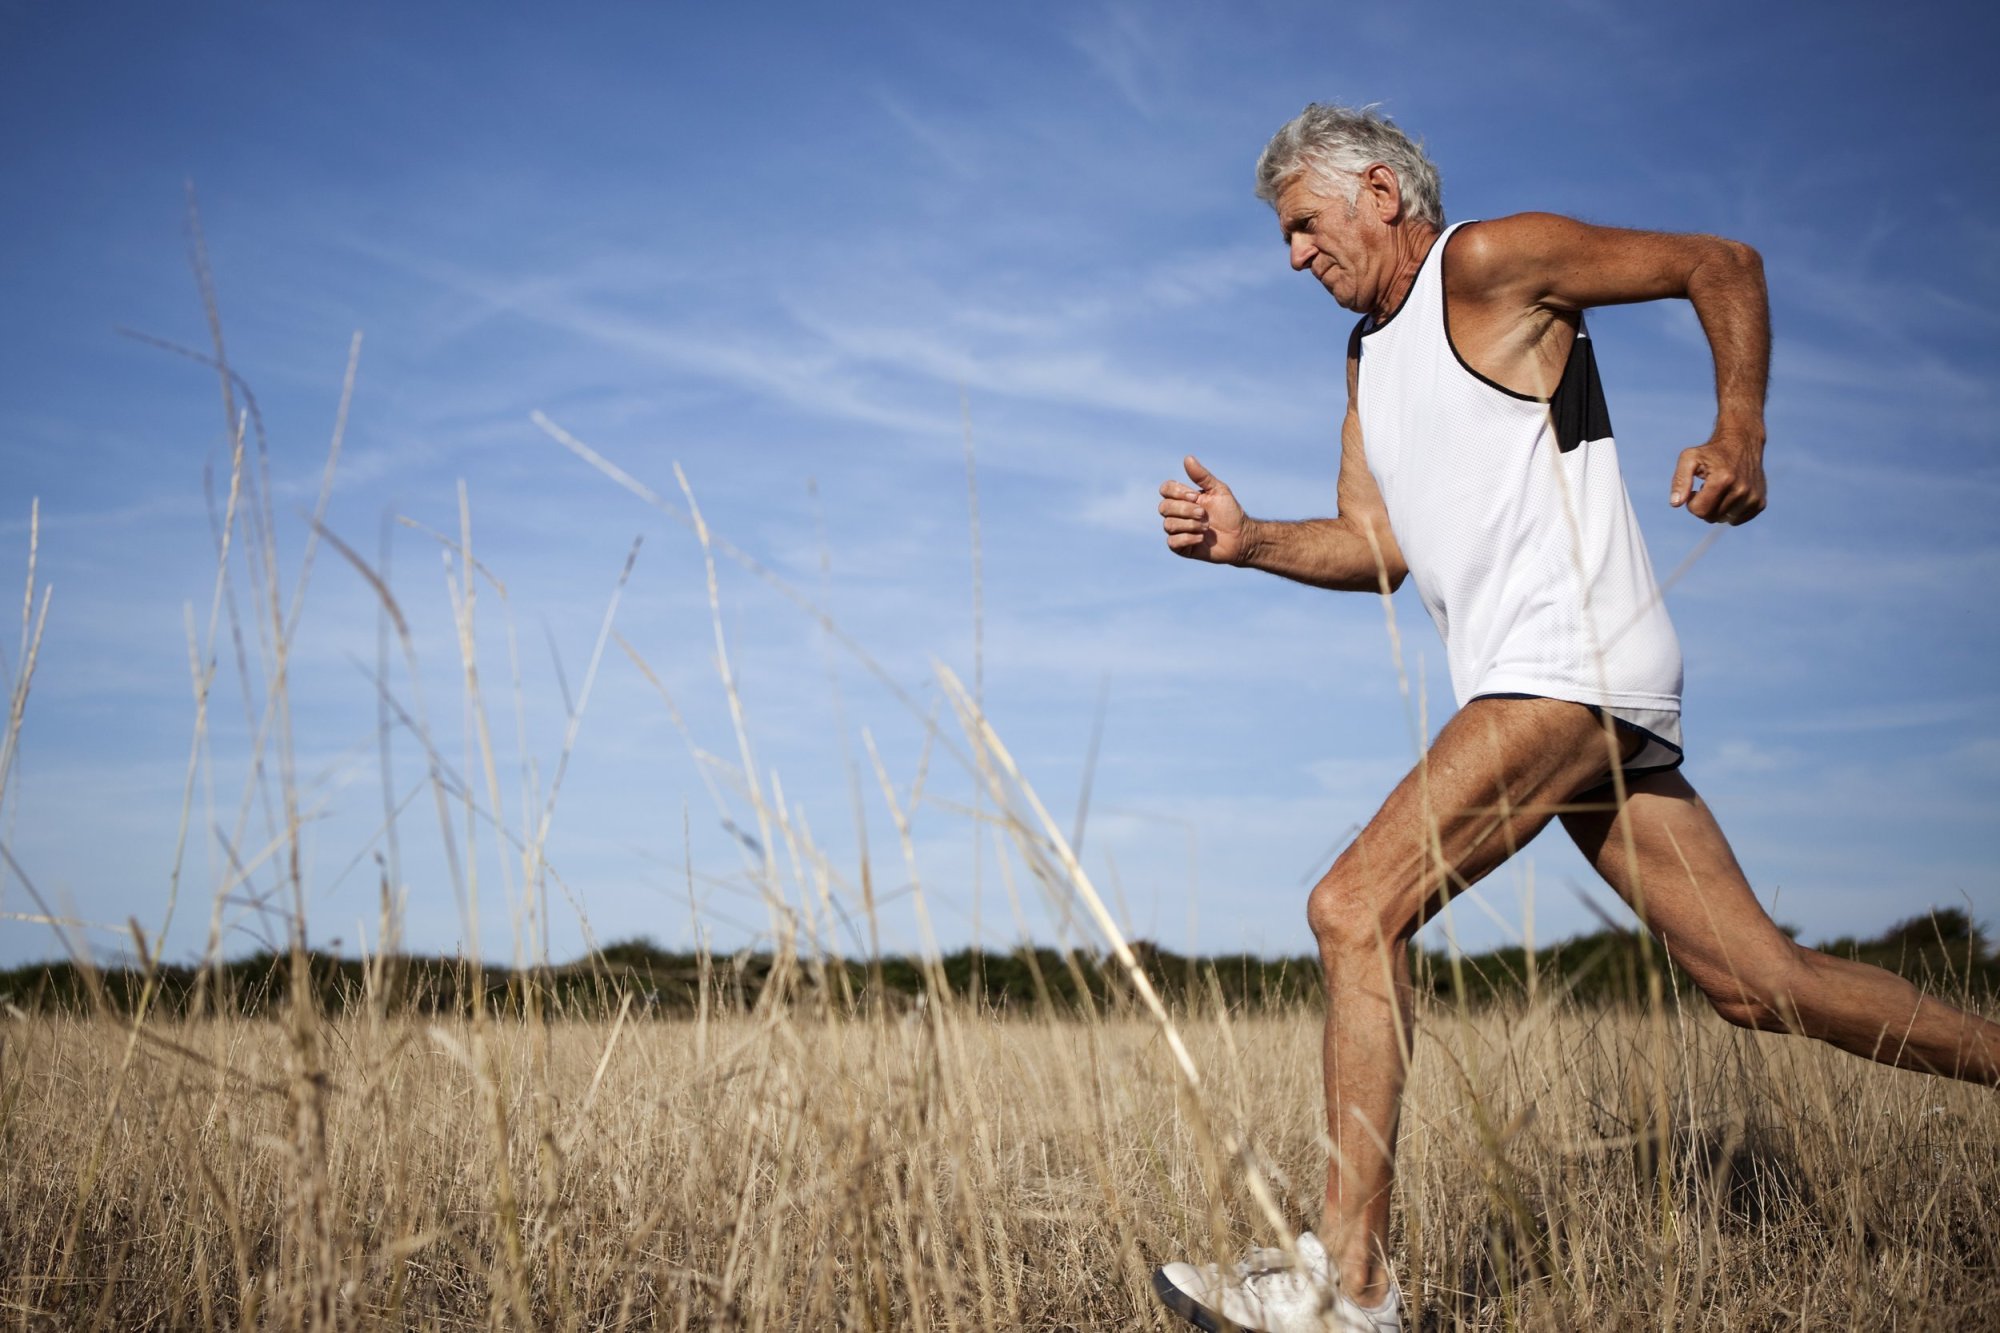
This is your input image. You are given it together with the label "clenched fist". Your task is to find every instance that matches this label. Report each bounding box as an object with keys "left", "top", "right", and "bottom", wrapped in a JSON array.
[{"left": 1670, "top": 429, "right": 1767, "bottom": 526}]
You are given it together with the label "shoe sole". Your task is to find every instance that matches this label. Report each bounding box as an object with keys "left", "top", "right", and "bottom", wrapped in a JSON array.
[{"left": 1151, "top": 1267, "right": 1237, "bottom": 1332}]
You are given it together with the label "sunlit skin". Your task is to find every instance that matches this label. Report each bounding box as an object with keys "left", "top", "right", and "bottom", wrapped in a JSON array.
[
  {"left": 1274, "top": 167, "right": 1437, "bottom": 322},
  {"left": 1154, "top": 163, "right": 2000, "bottom": 1311}
]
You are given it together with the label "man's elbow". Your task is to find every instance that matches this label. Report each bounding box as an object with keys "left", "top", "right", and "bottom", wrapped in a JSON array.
[
  {"left": 1342, "top": 516, "right": 1407, "bottom": 592},
  {"left": 1347, "top": 561, "right": 1406, "bottom": 594},
  {"left": 1706, "top": 236, "right": 1763, "bottom": 280}
]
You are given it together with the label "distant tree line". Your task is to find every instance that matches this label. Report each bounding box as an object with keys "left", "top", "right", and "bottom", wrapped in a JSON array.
[{"left": 1, "top": 909, "right": 1991, "bottom": 1020}]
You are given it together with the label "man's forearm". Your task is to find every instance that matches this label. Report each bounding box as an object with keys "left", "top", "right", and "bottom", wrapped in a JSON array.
[
  {"left": 1687, "top": 239, "right": 1770, "bottom": 439},
  {"left": 1238, "top": 516, "right": 1402, "bottom": 592}
]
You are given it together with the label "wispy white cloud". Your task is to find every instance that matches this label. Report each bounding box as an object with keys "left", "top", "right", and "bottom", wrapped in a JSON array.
[
  {"left": 789, "top": 310, "right": 1294, "bottom": 429},
  {"left": 1708, "top": 738, "right": 1797, "bottom": 775},
  {"left": 1730, "top": 542, "right": 2000, "bottom": 600},
  {"left": 1074, "top": 476, "right": 1162, "bottom": 533},
  {"left": 1066, "top": 3, "right": 1171, "bottom": 118},
  {"left": 1759, "top": 694, "right": 2000, "bottom": 736},
  {"left": 0, "top": 490, "right": 205, "bottom": 535},
  {"left": 873, "top": 89, "right": 978, "bottom": 180},
  {"left": 368, "top": 245, "right": 959, "bottom": 438}
]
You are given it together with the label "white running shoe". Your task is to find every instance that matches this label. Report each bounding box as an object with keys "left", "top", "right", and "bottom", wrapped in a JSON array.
[{"left": 1152, "top": 1231, "right": 1402, "bottom": 1333}]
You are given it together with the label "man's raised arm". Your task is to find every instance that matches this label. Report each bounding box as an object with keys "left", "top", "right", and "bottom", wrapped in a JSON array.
[
  {"left": 1452, "top": 212, "right": 1772, "bottom": 525},
  {"left": 1158, "top": 364, "right": 1408, "bottom": 593}
]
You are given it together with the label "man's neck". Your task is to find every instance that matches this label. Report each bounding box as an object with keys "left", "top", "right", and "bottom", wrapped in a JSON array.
[{"left": 1372, "top": 222, "right": 1443, "bottom": 323}]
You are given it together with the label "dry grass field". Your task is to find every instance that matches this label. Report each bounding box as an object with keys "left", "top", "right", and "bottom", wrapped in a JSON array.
[{"left": 3, "top": 993, "right": 1996, "bottom": 1331}]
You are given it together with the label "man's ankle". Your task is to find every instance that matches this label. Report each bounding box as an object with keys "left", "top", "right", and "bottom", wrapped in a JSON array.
[{"left": 1317, "top": 1230, "right": 1389, "bottom": 1306}]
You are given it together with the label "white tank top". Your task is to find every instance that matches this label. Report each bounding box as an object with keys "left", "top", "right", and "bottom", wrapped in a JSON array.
[{"left": 1354, "top": 221, "right": 1683, "bottom": 713}]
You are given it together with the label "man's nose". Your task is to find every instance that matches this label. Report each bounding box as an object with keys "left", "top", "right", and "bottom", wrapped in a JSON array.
[{"left": 1289, "top": 235, "right": 1314, "bottom": 271}]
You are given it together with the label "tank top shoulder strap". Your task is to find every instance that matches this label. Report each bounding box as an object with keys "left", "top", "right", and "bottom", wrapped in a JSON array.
[
  {"left": 1415, "top": 220, "right": 1468, "bottom": 304},
  {"left": 1362, "top": 220, "right": 1469, "bottom": 335}
]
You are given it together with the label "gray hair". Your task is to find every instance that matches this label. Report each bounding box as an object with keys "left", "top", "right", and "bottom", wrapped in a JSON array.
[{"left": 1254, "top": 103, "right": 1444, "bottom": 228}]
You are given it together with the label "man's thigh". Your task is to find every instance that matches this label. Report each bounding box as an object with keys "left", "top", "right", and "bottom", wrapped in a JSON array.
[
  {"left": 1559, "top": 769, "right": 1795, "bottom": 995},
  {"left": 1318, "top": 696, "right": 1638, "bottom": 941}
]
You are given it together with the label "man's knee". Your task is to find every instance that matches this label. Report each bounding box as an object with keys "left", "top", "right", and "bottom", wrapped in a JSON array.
[{"left": 1306, "top": 872, "right": 1402, "bottom": 962}]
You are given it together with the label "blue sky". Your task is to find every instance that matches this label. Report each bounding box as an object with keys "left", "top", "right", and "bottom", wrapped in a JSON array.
[{"left": 2, "top": 0, "right": 1997, "bottom": 969}]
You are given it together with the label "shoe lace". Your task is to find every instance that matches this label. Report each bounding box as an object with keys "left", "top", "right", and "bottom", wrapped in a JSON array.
[
  {"left": 1233, "top": 1246, "right": 1288, "bottom": 1278},
  {"left": 1240, "top": 1260, "right": 1317, "bottom": 1300}
]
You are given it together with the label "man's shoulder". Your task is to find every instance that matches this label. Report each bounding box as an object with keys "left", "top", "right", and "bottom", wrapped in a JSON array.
[
  {"left": 1448, "top": 214, "right": 1600, "bottom": 316},
  {"left": 1445, "top": 213, "right": 1579, "bottom": 291}
]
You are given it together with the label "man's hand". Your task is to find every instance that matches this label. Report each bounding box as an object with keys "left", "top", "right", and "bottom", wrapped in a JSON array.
[
  {"left": 1157, "top": 451, "right": 1406, "bottom": 591},
  {"left": 1670, "top": 429, "right": 1767, "bottom": 525},
  {"left": 1159, "top": 455, "right": 1254, "bottom": 564}
]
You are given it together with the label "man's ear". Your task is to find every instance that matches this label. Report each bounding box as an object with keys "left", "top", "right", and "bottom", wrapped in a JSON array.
[{"left": 1363, "top": 163, "right": 1403, "bottom": 224}]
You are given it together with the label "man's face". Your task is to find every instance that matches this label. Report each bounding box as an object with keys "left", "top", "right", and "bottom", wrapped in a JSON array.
[{"left": 1275, "top": 173, "right": 1374, "bottom": 312}]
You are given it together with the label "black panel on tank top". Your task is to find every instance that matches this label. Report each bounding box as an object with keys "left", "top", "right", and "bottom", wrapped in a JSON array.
[{"left": 1551, "top": 329, "right": 1613, "bottom": 454}]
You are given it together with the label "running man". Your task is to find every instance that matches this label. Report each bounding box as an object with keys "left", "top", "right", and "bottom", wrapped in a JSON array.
[{"left": 1150, "top": 103, "right": 2000, "bottom": 1333}]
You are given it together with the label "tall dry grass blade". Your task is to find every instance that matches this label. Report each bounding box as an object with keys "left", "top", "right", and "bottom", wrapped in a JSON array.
[
  {"left": 671, "top": 463, "right": 783, "bottom": 929},
  {"left": 280, "top": 331, "right": 362, "bottom": 646},
  {"left": 0, "top": 504, "right": 48, "bottom": 833},
  {"left": 531, "top": 411, "right": 971, "bottom": 773},
  {"left": 525, "top": 532, "right": 643, "bottom": 927},
  {"left": 936, "top": 665, "right": 1195, "bottom": 1079},
  {"left": 961, "top": 389, "right": 988, "bottom": 1002},
  {"left": 1069, "top": 676, "right": 1109, "bottom": 859},
  {"left": 860, "top": 728, "right": 948, "bottom": 987},
  {"left": 934, "top": 662, "right": 1302, "bottom": 1260},
  {"left": 311, "top": 518, "right": 469, "bottom": 927}
]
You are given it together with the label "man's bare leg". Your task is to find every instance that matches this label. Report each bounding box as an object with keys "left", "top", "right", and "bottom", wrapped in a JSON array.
[
  {"left": 1563, "top": 770, "right": 2000, "bottom": 1083},
  {"left": 1307, "top": 697, "right": 1640, "bottom": 1304}
]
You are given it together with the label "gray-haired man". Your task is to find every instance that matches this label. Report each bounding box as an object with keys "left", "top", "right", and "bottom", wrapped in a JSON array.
[{"left": 1150, "top": 103, "right": 2000, "bottom": 1333}]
